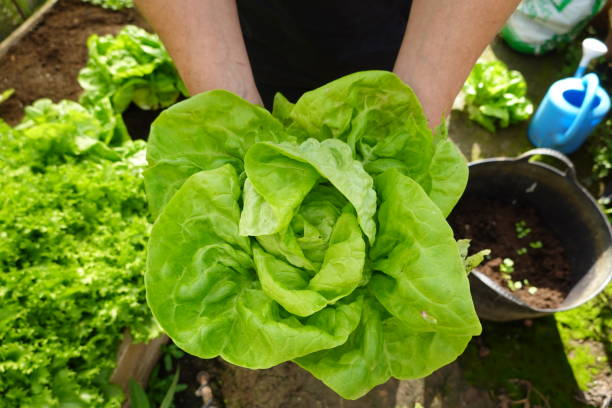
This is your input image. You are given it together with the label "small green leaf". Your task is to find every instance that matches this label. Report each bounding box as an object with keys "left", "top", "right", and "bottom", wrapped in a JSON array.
[
  {"left": 129, "top": 379, "right": 151, "bottom": 408},
  {"left": 0, "top": 88, "right": 14, "bottom": 104},
  {"left": 529, "top": 241, "right": 543, "bottom": 249},
  {"left": 457, "top": 239, "right": 491, "bottom": 274},
  {"left": 160, "top": 369, "right": 180, "bottom": 408},
  {"left": 500, "top": 258, "right": 515, "bottom": 273}
]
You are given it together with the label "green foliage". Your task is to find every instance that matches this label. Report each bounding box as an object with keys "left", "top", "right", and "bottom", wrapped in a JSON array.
[
  {"left": 556, "top": 285, "right": 612, "bottom": 390},
  {"left": 590, "top": 119, "right": 612, "bottom": 180},
  {"left": 81, "top": 0, "right": 133, "bottom": 10},
  {"left": 129, "top": 379, "right": 151, "bottom": 408},
  {"left": 0, "top": 99, "right": 156, "bottom": 407},
  {"left": 78, "top": 25, "right": 188, "bottom": 113},
  {"left": 515, "top": 220, "right": 531, "bottom": 239},
  {"left": 146, "top": 344, "right": 187, "bottom": 408},
  {"left": 0, "top": 87, "right": 14, "bottom": 103},
  {"left": 500, "top": 258, "right": 515, "bottom": 274},
  {"left": 13, "top": 98, "right": 129, "bottom": 165},
  {"left": 462, "top": 59, "right": 534, "bottom": 132},
  {"left": 457, "top": 239, "right": 490, "bottom": 274},
  {"left": 128, "top": 369, "right": 180, "bottom": 408},
  {"left": 144, "top": 71, "right": 481, "bottom": 399}
]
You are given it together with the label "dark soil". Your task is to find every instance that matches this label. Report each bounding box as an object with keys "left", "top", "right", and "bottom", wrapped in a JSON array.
[
  {"left": 449, "top": 197, "right": 572, "bottom": 309},
  {"left": 121, "top": 104, "right": 161, "bottom": 140},
  {"left": 170, "top": 355, "right": 399, "bottom": 408},
  {"left": 0, "top": 0, "right": 149, "bottom": 125}
]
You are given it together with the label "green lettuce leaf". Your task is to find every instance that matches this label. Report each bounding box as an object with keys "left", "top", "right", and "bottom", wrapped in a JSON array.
[
  {"left": 144, "top": 90, "right": 284, "bottom": 218},
  {"left": 12, "top": 98, "right": 129, "bottom": 166},
  {"left": 241, "top": 139, "right": 377, "bottom": 242},
  {"left": 146, "top": 165, "right": 363, "bottom": 367},
  {"left": 78, "top": 25, "right": 187, "bottom": 113},
  {"left": 295, "top": 296, "right": 472, "bottom": 399},
  {"left": 369, "top": 169, "right": 480, "bottom": 335},
  {"left": 278, "top": 71, "right": 434, "bottom": 183},
  {"left": 462, "top": 59, "right": 534, "bottom": 132},
  {"left": 145, "top": 70, "right": 480, "bottom": 400}
]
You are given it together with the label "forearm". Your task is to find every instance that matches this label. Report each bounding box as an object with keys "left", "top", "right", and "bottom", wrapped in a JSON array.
[
  {"left": 134, "top": 0, "right": 261, "bottom": 104},
  {"left": 394, "top": 0, "right": 520, "bottom": 126}
]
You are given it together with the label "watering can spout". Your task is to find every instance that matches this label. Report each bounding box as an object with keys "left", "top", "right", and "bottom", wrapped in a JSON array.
[
  {"left": 553, "top": 73, "right": 600, "bottom": 147},
  {"left": 574, "top": 38, "right": 607, "bottom": 78}
]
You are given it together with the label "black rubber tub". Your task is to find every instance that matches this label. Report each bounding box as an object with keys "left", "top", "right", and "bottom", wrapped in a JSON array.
[{"left": 454, "top": 148, "right": 612, "bottom": 321}]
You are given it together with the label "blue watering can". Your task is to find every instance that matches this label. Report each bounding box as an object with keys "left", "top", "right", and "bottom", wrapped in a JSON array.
[{"left": 528, "top": 38, "right": 610, "bottom": 154}]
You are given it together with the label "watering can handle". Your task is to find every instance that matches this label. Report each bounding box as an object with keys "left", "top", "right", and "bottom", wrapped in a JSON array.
[
  {"left": 517, "top": 148, "right": 577, "bottom": 180},
  {"left": 554, "top": 73, "right": 599, "bottom": 146}
]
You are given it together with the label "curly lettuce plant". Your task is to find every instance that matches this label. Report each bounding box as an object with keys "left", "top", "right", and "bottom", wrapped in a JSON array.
[
  {"left": 462, "top": 59, "right": 533, "bottom": 132},
  {"left": 144, "top": 71, "right": 481, "bottom": 399},
  {"left": 0, "top": 99, "right": 155, "bottom": 407},
  {"left": 78, "top": 25, "right": 187, "bottom": 113}
]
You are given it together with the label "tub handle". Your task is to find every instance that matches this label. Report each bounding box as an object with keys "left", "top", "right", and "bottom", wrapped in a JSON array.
[{"left": 516, "top": 148, "right": 577, "bottom": 180}]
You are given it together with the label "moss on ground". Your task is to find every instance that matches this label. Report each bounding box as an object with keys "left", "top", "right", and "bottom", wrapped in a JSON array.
[
  {"left": 556, "top": 285, "right": 611, "bottom": 391},
  {"left": 459, "top": 285, "right": 611, "bottom": 407}
]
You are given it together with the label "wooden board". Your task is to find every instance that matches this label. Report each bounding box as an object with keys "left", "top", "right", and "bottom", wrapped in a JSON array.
[
  {"left": 0, "top": 0, "right": 57, "bottom": 59},
  {"left": 111, "top": 331, "right": 169, "bottom": 407}
]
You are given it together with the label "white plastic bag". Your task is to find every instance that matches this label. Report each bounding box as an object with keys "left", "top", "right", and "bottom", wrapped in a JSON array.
[{"left": 502, "top": 0, "right": 607, "bottom": 54}]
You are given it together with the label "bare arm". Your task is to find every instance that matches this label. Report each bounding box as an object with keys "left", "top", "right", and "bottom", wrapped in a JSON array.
[
  {"left": 134, "top": 0, "right": 262, "bottom": 104},
  {"left": 394, "top": 0, "right": 521, "bottom": 126}
]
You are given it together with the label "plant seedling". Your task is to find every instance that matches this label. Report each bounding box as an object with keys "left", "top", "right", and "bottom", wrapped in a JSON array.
[
  {"left": 528, "top": 286, "right": 538, "bottom": 295},
  {"left": 508, "top": 280, "right": 523, "bottom": 291},
  {"left": 500, "top": 258, "right": 515, "bottom": 280},
  {"left": 515, "top": 220, "right": 532, "bottom": 239},
  {"left": 500, "top": 258, "right": 515, "bottom": 273},
  {"left": 517, "top": 247, "right": 528, "bottom": 255},
  {"left": 529, "top": 241, "right": 543, "bottom": 249}
]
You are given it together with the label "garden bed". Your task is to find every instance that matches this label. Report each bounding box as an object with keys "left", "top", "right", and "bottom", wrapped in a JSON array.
[
  {"left": 0, "top": 0, "right": 162, "bottom": 405},
  {"left": 0, "top": 0, "right": 147, "bottom": 124}
]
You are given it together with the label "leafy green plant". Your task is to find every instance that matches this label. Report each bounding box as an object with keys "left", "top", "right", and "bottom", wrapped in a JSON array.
[
  {"left": 457, "top": 239, "right": 491, "bottom": 273},
  {"left": 12, "top": 98, "right": 129, "bottom": 166},
  {"left": 146, "top": 344, "right": 187, "bottom": 407},
  {"left": 462, "top": 59, "right": 533, "bottom": 132},
  {"left": 496, "top": 258, "right": 538, "bottom": 294},
  {"left": 515, "top": 220, "right": 531, "bottom": 239},
  {"left": 0, "top": 99, "right": 156, "bottom": 407},
  {"left": 500, "top": 258, "right": 515, "bottom": 276},
  {"left": 78, "top": 25, "right": 188, "bottom": 113},
  {"left": 529, "top": 241, "right": 543, "bottom": 249},
  {"left": 128, "top": 370, "right": 180, "bottom": 408},
  {"left": 144, "top": 71, "right": 481, "bottom": 399}
]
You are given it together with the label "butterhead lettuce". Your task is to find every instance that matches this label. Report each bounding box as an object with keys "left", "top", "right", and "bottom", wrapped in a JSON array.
[{"left": 144, "top": 71, "right": 480, "bottom": 399}]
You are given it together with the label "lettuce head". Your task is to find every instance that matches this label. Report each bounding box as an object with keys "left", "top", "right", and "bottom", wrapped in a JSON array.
[{"left": 144, "top": 71, "right": 481, "bottom": 399}]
